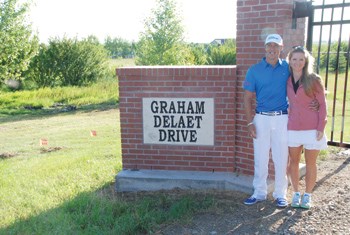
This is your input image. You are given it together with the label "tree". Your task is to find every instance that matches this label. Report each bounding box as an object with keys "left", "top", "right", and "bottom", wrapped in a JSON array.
[
  {"left": 0, "top": 0, "right": 38, "bottom": 86},
  {"left": 207, "top": 39, "right": 236, "bottom": 65},
  {"left": 329, "top": 41, "right": 348, "bottom": 73},
  {"left": 85, "top": 35, "right": 101, "bottom": 45},
  {"left": 314, "top": 42, "right": 349, "bottom": 73},
  {"left": 136, "top": 0, "right": 194, "bottom": 65},
  {"left": 104, "top": 36, "right": 134, "bottom": 58}
]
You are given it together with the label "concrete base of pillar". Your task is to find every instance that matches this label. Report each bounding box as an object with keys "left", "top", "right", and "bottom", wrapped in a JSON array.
[{"left": 115, "top": 164, "right": 306, "bottom": 194}]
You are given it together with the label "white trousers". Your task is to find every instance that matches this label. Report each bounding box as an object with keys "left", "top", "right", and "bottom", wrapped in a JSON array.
[{"left": 252, "top": 114, "right": 288, "bottom": 200}]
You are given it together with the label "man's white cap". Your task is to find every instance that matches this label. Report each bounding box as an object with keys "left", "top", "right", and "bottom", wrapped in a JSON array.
[{"left": 265, "top": 34, "right": 283, "bottom": 45}]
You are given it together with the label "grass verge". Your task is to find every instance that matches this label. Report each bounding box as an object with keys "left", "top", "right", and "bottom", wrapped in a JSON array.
[
  {"left": 0, "top": 106, "right": 214, "bottom": 234},
  {"left": 0, "top": 78, "right": 119, "bottom": 121}
]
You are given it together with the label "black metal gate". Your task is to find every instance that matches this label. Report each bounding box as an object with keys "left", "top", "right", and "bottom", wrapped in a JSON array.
[{"left": 305, "top": 0, "right": 350, "bottom": 148}]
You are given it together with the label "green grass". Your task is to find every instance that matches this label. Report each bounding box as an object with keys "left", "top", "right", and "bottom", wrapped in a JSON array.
[
  {"left": 0, "top": 74, "right": 214, "bottom": 234},
  {"left": 0, "top": 78, "right": 119, "bottom": 122},
  {"left": 109, "top": 58, "right": 136, "bottom": 68},
  {"left": 321, "top": 71, "right": 350, "bottom": 145},
  {"left": 0, "top": 57, "right": 135, "bottom": 119},
  {"left": 0, "top": 107, "right": 214, "bottom": 234},
  {"left": 0, "top": 108, "right": 119, "bottom": 230}
]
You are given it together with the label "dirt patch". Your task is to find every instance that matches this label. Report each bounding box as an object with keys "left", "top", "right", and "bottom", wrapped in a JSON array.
[
  {"left": 0, "top": 152, "right": 18, "bottom": 159},
  {"left": 40, "top": 147, "right": 64, "bottom": 153},
  {"left": 153, "top": 150, "right": 350, "bottom": 235},
  {"left": 0, "top": 147, "right": 63, "bottom": 158}
]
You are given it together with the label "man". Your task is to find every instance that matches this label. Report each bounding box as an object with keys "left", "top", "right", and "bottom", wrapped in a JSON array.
[{"left": 243, "top": 34, "right": 289, "bottom": 208}]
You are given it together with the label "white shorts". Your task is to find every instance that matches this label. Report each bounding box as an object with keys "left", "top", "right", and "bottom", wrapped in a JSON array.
[{"left": 288, "top": 130, "right": 328, "bottom": 150}]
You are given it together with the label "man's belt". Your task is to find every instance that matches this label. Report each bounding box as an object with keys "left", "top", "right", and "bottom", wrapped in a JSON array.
[{"left": 256, "top": 110, "right": 288, "bottom": 116}]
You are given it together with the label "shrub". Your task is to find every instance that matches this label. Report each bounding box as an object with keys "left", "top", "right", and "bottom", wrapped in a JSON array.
[
  {"left": 188, "top": 43, "right": 208, "bottom": 65},
  {"left": 207, "top": 39, "right": 236, "bottom": 65},
  {"left": 25, "top": 37, "right": 109, "bottom": 87}
]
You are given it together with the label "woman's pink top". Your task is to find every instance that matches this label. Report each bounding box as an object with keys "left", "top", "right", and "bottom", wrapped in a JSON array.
[{"left": 287, "top": 76, "right": 327, "bottom": 132}]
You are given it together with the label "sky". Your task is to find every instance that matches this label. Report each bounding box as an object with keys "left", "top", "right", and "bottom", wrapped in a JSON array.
[{"left": 28, "top": 0, "right": 237, "bottom": 44}]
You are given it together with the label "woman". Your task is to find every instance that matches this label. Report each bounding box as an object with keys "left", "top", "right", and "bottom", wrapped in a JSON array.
[{"left": 286, "top": 46, "right": 327, "bottom": 209}]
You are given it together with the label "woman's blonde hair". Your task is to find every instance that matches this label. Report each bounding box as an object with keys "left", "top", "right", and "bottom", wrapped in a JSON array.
[{"left": 287, "top": 46, "right": 324, "bottom": 97}]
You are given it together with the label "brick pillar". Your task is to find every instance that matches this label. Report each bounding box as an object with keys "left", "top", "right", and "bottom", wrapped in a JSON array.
[
  {"left": 117, "top": 66, "right": 237, "bottom": 173},
  {"left": 235, "top": 0, "right": 306, "bottom": 176}
]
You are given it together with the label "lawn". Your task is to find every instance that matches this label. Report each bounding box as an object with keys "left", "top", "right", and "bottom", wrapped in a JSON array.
[
  {"left": 322, "top": 71, "right": 350, "bottom": 146},
  {"left": 0, "top": 107, "right": 215, "bottom": 234},
  {"left": 0, "top": 73, "right": 214, "bottom": 234},
  {"left": 0, "top": 108, "right": 118, "bottom": 232}
]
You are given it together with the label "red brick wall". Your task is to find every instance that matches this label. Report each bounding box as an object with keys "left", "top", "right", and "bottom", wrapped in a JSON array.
[
  {"left": 236, "top": 0, "right": 306, "bottom": 176},
  {"left": 117, "top": 66, "right": 237, "bottom": 172},
  {"left": 117, "top": 0, "right": 307, "bottom": 176}
]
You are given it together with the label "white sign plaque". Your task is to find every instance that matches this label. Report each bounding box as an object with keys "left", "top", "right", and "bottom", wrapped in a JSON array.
[{"left": 143, "top": 98, "right": 214, "bottom": 146}]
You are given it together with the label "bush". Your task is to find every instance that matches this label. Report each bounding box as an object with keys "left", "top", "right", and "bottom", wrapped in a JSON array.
[
  {"left": 0, "top": 0, "right": 38, "bottom": 85},
  {"left": 207, "top": 39, "right": 236, "bottom": 65},
  {"left": 25, "top": 37, "right": 109, "bottom": 87},
  {"left": 188, "top": 43, "right": 208, "bottom": 65}
]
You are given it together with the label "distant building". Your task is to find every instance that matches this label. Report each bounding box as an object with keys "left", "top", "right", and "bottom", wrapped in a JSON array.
[{"left": 210, "top": 39, "right": 230, "bottom": 46}]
